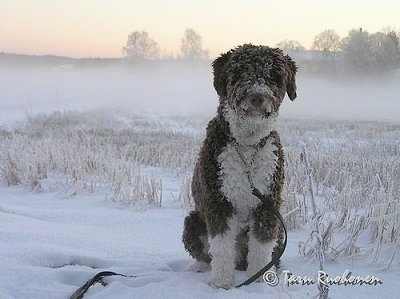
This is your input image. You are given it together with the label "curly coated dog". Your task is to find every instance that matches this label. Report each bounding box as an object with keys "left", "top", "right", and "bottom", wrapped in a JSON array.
[{"left": 182, "top": 44, "right": 297, "bottom": 289}]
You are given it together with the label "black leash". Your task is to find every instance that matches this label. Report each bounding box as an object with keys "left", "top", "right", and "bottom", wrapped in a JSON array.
[
  {"left": 235, "top": 187, "right": 287, "bottom": 287},
  {"left": 70, "top": 271, "right": 137, "bottom": 299},
  {"left": 70, "top": 136, "right": 287, "bottom": 298},
  {"left": 232, "top": 137, "right": 287, "bottom": 287}
]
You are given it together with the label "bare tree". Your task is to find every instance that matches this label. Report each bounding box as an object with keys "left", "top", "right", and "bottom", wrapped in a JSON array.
[
  {"left": 312, "top": 29, "right": 341, "bottom": 61},
  {"left": 341, "top": 28, "right": 400, "bottom": 74},
  {"left": 341, "top": 29, "right": 372, "bottom": 73},
  {"left": 370, "top": 31, "right": 400, "bottom": 72},
  {"left": 122, "top": 31, "right": 160, "bottom": 60},
  {"left": 276, "top": 39, "right": 305, "bottom": 56},
  {"left": 380, "top": 27, "right": 400, "bottom": 49},
  {"left": 180, "top": 28, "right": 209, "bottom": 60}
]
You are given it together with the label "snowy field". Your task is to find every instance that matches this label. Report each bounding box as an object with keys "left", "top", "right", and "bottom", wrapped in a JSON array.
[{"left": 0, "top": 64, "right": 399, "bottom": 298}]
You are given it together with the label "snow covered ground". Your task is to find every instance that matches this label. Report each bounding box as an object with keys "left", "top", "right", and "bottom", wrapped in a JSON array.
[
  {"left": 0, "top": 64, "right": 399, "bottom": 298},
  {"left": 0, "top": 183, "right": 400, "bottom": 299},
  {"left": 0, "top": 182, "right": 397, "bottom": 299}
]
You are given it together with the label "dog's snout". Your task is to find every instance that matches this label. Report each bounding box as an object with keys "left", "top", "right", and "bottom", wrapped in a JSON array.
[{"left": 249, "top": 93, "right": 265, "bottom": 108}]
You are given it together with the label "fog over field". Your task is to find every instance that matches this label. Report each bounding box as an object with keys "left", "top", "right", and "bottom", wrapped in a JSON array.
[{"left": 1, "top": 63, "right": 399, "bottom": 125}]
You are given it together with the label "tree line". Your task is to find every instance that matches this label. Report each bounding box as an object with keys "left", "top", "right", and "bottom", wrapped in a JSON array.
[
  {"left": 278, "top": 28, "right": 400, "bottom": 75},
  {"left": 123, "top": 27, "right": 400, "bottom": 75},
  {"left": 122, "top": 28, "right": 209, "bottom": 61}
]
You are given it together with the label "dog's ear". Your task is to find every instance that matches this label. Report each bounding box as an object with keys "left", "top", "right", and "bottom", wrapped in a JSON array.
[
  {"left": 285, "top": 55, "right": 298, "bottom": 101},
  {"left": 212, "top": 51, "right": 231, "bottom": 97}
]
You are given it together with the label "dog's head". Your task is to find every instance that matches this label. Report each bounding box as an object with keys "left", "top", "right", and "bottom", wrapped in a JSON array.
[{"left": 212, "top": 44, "right": 297, "bottom": 118}]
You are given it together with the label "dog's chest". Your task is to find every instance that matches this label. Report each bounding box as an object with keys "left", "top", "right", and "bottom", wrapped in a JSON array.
[{"left": 217, "top": 140, "right": 277, "bottom": 221}]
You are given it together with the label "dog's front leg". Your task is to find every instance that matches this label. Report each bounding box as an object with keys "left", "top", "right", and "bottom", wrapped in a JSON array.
[
  {"left": 247, "top": 208, "right": 278, "bottom": 280},
  {"left": 208, "top": 217, "right": 238, "bottom": 289},
  {"left": 247, "top": 231, "right": 276, "bottom": 280}
]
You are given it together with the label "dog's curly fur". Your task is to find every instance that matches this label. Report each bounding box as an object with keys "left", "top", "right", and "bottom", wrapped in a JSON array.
[{"left": 182, "top": 44, "right": 297, "bottom": 288}]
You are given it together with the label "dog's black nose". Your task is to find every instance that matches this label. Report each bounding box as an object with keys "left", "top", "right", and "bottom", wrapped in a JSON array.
[{"left": 249, "top": 93, "right": 265, "bottom": 108}]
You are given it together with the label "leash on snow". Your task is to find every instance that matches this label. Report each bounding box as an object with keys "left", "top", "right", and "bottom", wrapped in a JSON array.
[
  {"left": 70, "top": 271, "right": 137, "bottom": 299},
  {"left": 69, "top": 192, "right": 287, "bottom": 298},
  {"left": 70, "top": 137, "right": 287, "bottom": 297}
]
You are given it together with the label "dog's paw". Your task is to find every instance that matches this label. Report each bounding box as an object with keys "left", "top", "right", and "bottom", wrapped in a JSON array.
[
  {"left": 208, "top": 275, "right": 233, "bottom": 289},
  {"left": 186, "top": 261, "right": 211, "bottom": 273}
]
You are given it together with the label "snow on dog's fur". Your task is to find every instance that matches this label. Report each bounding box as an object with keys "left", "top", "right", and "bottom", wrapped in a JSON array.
[{"left": 182, "top": 44, "right": 297, "bottom": 289}]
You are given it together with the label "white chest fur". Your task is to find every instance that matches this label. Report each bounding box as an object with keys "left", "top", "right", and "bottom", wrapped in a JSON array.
[{"left": 218, "top": 139, "right": 278, "bottom": 222}]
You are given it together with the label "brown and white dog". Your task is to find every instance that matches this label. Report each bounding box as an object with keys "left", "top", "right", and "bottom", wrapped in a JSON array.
[{"left": 182, "top": 44, "right": 297, "bottom": 289}]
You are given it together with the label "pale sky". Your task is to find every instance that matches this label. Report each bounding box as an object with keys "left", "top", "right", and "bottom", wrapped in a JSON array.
[{"left": 1, "top": 0, "right": 399, "bottom": 58}]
